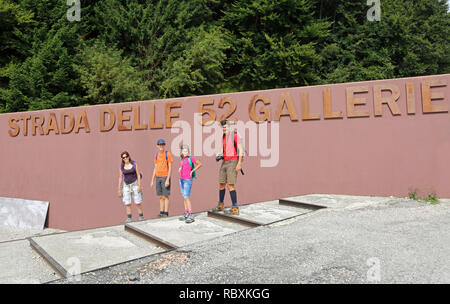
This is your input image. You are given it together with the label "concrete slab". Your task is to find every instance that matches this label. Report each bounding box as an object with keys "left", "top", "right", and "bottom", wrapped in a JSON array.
[
  {"left": 232, "top": 200, "right": 312, "bottom": 225},
  {"left": 0, "top": 225, "right": 64, "bottom": 243},
  {"left": 0, "top": 239, "right": 61, "bottom": 283},
  {"left": 282, "top": 194, "right": 392, "bottom": 209},
  {"left": 0, "top": 197, "right": 49, "bottom": 230},
  {"left": 127, "top": 212, "right": 249, "bottom": 248},
  {"left": 29, "top": 225, "right": 165, "bottom": 277}
]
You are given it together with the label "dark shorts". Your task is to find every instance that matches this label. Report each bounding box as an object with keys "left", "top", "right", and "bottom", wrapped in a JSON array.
[{"left": 156, "top": 176, "right": 171, "bottom": 197}]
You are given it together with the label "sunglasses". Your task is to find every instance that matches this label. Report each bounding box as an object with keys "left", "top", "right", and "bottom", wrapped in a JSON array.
[{"left": 121, "top": 155, "right": 129, "bottom": 159}]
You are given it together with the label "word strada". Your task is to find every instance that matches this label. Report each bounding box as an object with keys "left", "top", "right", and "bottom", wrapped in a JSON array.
[
  {"left": 8, "top": 111, "right": 90, "bottom": 137},
  {"left": 6, "top": 79, "right": 448, "bottom": 137}
]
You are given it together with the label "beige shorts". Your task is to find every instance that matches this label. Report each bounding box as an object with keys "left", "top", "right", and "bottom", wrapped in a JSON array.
[{"left": 219, "top": 160, "right": 238, "bottom": 185}]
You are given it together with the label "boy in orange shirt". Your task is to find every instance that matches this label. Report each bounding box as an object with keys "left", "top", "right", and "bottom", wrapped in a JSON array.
[{"left": 151, "top": 139, "right": 173, "bottom": 217}]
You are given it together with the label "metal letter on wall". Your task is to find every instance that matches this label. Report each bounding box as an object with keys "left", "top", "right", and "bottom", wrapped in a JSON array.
[
  {"left": 100, "top": 109, "right": 115, "bottom": 132},
  {"left": 117, "top": 106, "right": 132, "bottom": 131},
  {"left": 249, "top": 95, "right": 271, "bottom": 123},
  {"left": 323, "top": 88, "right": 343, "bottom": 119},
  {"left": 165, "top": 102, "right": 182, "bottom": 128},
  {"left": 346, "top": 86, "right": 370, "bottom": 118},
  {"left": 421, "top": 80, "right": 448, "bottom": 113},
  {"left": 133, "top": 105, "right": 148, "bottom": 130},
  {"left": 274, "top": 92, "right": 298, "bottom": 121},
  {"left": 373, "top": 84, "right": 401, "bottom": 116},
  {"left": 301, "top": 92, "right": 320, "bottom": 120},
  {"left": 61, "top": 112, "right": 75, "bottom": 134}
]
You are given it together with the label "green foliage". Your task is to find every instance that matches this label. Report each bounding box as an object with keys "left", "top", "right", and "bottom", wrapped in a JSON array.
[
  {"left": 0, "top": 0, "right": 35, "bottom": 111},
  {"left": 408, "top": 187, "right": 440, "bottom": 204},
  {"left": 75, "top": 41, "right": 151, "bottom": 104},
  {"left": 159, "top": 26, "right": 230, "bottom": 98},
  {"left": 92, "top": 0, "right": 224, "bottom": 97},
  {"left": 423, "top": 192, "right": 440, "bottom": 205},
  {"left": 0, "top": 0, "right": 449, "bottom": 112},
  {"left": 4, "top": 23, "right": 82, "bottom": 112},
  {"left": 222, "top": 0, "right": 331, "bottom": 91},
  {"left": 317, "top": 0, "right": 450, "bottom": 84},
  {"left": 408, "top": 188, "right": 419, "bottom": 201}
]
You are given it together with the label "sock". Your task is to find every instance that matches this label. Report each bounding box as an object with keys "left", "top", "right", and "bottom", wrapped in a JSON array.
[
  {"left": 164, "top": 211, "right": 169, "bottom": 216},
  {"left": 219, "top": 189, "right": 225, "bottom": 203},
  {"left": 127, "top": 214, "right": 132, "bottom": 219},
  {"left": 188, "top": 210, "right": 192, "bottom": 214},
  {"left": 139, "top": 213, "right": 143, "bottom": 217},
  {"left": 230, "top": 190, "right": 237, "bottom": 207}
]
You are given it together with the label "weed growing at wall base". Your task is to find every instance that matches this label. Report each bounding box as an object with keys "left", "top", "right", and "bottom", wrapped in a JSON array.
[{"left": 408, "top": 188, "right": 440, "bottom": 205}]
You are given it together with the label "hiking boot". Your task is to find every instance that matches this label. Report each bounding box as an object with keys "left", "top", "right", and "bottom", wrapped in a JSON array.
[
  {"left": 125, "top": 217, "right": 132, "bottom": 223},
  {"left": 212, "top": 202, "right": 225, "bottom": 212},
  {"left": 139, "top": 215, "right": 144, "bottom": 221},
  {"left": 185, "top": 213, "right": 195, "bottom": 224},
  {"left": 224, "top": 207, "right": 239, "bottom": 215},
  {"left": 179, "top": 211, "right": 188, "bottom": 221}
]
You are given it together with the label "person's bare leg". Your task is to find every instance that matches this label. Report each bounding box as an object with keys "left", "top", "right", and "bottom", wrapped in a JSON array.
[
  {"left": 136, "top": 204, "right": 143, "bottom": 215},
  {"left": 164, "top": 196, "right": 169, "bottom": 213},
  {"left": 159, "top": 196, "right": 165, "bottom": 212},
  {"left": 185, "top": 198, "right": 192, "bottom": 211}
]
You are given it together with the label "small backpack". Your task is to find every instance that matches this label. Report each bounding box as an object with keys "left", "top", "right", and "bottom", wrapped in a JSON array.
[
  {"left": 222, "top": 131, "right": 245, "bottom": 175},
  {"left": 181, "top": 156, "right": 197, "bottom": 179},
  {"left": 155, "top": 151, "right": 169, "bottom": 166},
  {"left": 222, "top": 130, "right": 245, "bottom": 162}
]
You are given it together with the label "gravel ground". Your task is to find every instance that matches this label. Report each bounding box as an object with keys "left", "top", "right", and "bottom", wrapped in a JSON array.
[{"left": 51, "top": 198, "right": 450, "bottom": 284}]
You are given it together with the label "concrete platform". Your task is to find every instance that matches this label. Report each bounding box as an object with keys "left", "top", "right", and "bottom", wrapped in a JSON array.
[
  {"left": 0, "top": 239, "right": 61, "bottom": 283},
  {"left": 281, "top": 194, "right": 392, "bottom": 209},
  {"left": 0, "top": 225, "right": 64, "bottom": 243},
  {"left": 126, "top": 212, "right": 249, "bottom": 248},
  {"left": 209, "top": 200, "right": 313, "bottom": 226},
  {"left": 29, "top": 225, "right": 165, "bottom": 277}
]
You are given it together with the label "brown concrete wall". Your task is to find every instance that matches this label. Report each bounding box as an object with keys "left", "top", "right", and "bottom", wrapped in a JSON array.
[{"left": 1, "top": 74, "right": 449, "bottom": 231}]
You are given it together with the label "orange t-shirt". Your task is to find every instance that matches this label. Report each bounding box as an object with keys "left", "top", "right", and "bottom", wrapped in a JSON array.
[{"left": 154, "top": 151, "right": 173, "bottom": 177}]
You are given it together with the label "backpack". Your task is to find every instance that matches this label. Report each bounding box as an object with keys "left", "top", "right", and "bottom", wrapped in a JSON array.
[
  {"left": 222, "top": 130, "right": 244, "bottom": 162},
  {"left": 222, "top": 131, "right": 245, "bottom": 175},
  {"left": 155, "top": 151, "right": 169, "bottom": 167},
  {"left": 181, "top": 156, "right": 197, "bottom": 179}
]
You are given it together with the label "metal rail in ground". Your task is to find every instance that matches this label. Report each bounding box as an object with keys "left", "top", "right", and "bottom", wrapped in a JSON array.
[
  {"left": 28, "top": 237, "right": 68, "bottom": 278},
  {"left": 124, "top": 223, "right": 179, "bottom": 250},
  {"left": 278, "top": 198, "right": 327, "bottom": 210},
  {"left": 27, "top": 197, "right": 327, "bottom": 281},
  {"left": 206, "top": 210, "right": 263, "bottom": 227}
]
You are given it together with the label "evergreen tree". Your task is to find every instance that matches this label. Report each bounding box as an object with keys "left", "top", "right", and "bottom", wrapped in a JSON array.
[
  {"left": 0, "top": 0, "right": 449, "bottom": 113},
  {"left": 317, "top": 0, "right": 450, "bottom": 84},
  {"left": 0, "top": 0, "right": 35, "bottom": 112},
  {"left": 92, "top": 0, "right": 229, "bottom": 98},
  {"left": 75, "top": 40, "right": 150, "bottom": 104},
  {"left": 221, "top": 0, "right": 331, "bottom": 91}
]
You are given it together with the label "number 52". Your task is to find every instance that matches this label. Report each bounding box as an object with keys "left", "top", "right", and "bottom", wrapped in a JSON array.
[{"left": 198, "top": 97, "right": 237, "bottom": 126}]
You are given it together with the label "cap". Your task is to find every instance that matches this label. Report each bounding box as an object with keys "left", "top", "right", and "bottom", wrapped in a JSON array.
[{"left": 157, "top": 139, "right": 166, "bottom": 145}]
